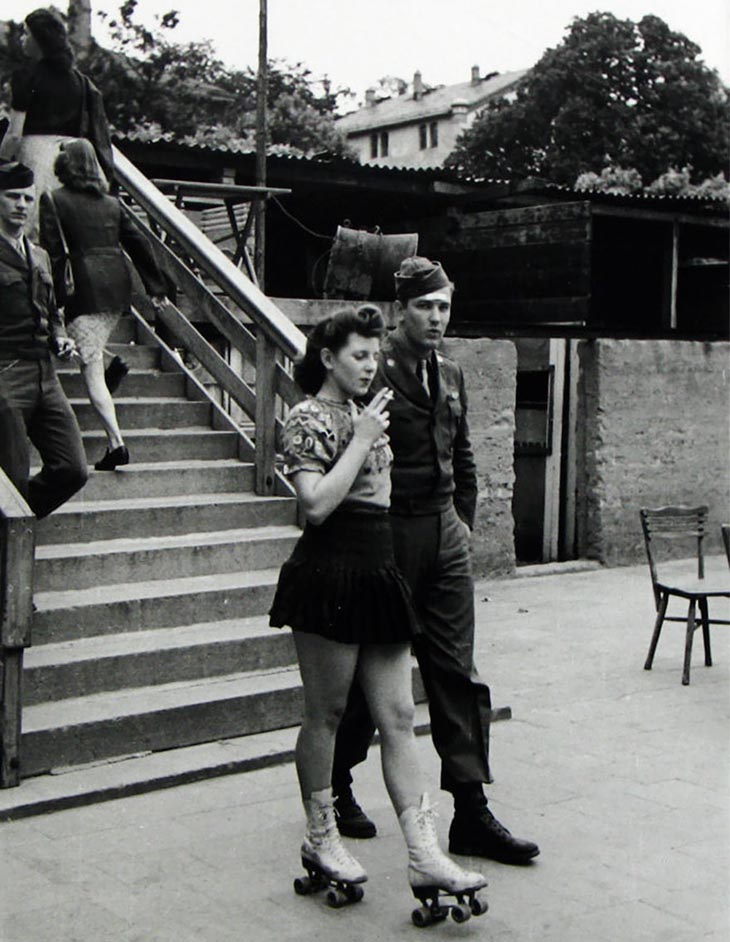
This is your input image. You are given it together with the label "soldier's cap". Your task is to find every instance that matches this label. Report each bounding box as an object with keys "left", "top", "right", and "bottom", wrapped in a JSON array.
[
  {"left": 0, "top": 161, "right": 34, "bottom": 190},
  {"left": 394, "top": 256, "right": 453, "bottom": 302}
]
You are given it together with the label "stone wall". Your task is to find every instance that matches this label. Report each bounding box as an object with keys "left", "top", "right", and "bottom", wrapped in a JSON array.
[
  {"left": 444, "top": 338, "right": 517, "bottom": 576},
  {"left": 577, "top": 339, "right": 730, "bottom": 565}
]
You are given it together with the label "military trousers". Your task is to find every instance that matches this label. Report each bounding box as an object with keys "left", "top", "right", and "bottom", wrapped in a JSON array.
[
  {"left": 0, "top": 358, "right": 88, "bottom": 518},
  {"left": 332, "top": 503, "right": 493, "bottom": 795}
]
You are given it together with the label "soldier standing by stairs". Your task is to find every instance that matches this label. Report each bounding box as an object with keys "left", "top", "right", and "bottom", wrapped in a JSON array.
[{"left": 0, "top": 159, "right": 87, "bottom": 516}]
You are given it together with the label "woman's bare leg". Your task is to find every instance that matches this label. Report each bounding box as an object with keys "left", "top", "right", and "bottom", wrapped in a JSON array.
[
  {"left": 293, "top": 631, "right": 360, "bottom": 799},
  {"left": 80, "top": 358, "right": 124, "bottom": 450},
  {"left": 357, "top": 643, "right": 423, "bottom": 815}
]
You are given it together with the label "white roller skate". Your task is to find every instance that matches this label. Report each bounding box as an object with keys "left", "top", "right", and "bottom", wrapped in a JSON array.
[
  {"left": 294, "top": 788, "right": 368, "bottom": 908},
  {"left": 399, "top": 793, "right": 488, "bottom": 927}
]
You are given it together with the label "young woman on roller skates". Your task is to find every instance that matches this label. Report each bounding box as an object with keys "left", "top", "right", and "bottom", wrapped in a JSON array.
[{"left": 270, "top": 306, "right": 487, "bottom": 919}]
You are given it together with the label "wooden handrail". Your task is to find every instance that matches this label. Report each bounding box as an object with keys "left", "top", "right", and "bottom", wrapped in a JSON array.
[
  {"left": 113, "top": 145, "right": 306, "bottom": 496},
  {"left": 0, "top": 469, "right": 35, "bottom": 788},
  {"left": 113, "top": 147, "right": 305, "bottom": 361}
]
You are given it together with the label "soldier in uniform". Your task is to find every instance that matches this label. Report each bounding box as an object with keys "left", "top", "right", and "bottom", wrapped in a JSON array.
[
  {"left": 0, "top": 160, "right": 87, "bottom": 516},
  {"left": 332, "top": 256, "right": 540, "bottom": 866}
]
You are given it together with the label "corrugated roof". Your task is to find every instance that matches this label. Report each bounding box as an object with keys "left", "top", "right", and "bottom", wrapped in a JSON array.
[
  {"left": 516, "top": 178, "right": 729, "bottom": 213},
  {"left": 336, "top": 70, "right": 527, "bottom": 133}
]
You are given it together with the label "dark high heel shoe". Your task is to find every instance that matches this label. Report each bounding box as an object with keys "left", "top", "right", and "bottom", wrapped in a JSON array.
[
  {"left": 104, "top": 355, "right": 129, "bottom": 394},
  {"left": 94, "top": 445, "right": 130, "bottom": 471}
]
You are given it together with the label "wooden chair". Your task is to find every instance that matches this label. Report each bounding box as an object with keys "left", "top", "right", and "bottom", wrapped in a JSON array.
[
  {"left": 640, "top": 506, "right": 730, "bottom": 685},
  {"left": 722, "top": 524, "right": 730, "bottom": 567}
]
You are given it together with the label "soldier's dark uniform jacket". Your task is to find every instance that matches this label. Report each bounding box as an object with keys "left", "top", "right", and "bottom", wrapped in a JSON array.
[
  {"left": 0, "top": 237, "right": 67, "bottom": 359},
  {"left": 371, "top": 331, "right": 477, "bottom": 528}
]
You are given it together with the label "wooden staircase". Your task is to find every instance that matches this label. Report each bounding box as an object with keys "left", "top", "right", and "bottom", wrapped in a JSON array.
[{"left": 24, "top": 315, "right": 303, "bottom": 779}]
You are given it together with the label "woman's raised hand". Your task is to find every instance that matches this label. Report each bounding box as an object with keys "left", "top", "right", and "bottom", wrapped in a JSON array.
[{"left": 350, "top": 387, "right": 393, "bottom": 447}]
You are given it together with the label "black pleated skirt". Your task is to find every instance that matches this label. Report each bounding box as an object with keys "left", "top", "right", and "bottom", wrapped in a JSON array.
[{"left": 269, "top": 510, "right": 419, "bottom": 644}]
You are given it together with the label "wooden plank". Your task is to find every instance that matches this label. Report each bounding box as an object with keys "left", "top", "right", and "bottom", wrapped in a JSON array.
[
  {"left": 560, "top": 338, "right": 580, "bottom": 560},
  {"left": 543, "top": 343, "right": 565, "bottom": 562},
  {"left": 0, "top": 515, "right": 34, "bottom": 648},
  {"left": 456, "top": 297, "right": 589, "bottom": 323},
  {"left": 0, "top": 648, "right": 23, "bottom": 787},
  {"left": 255, "top": 333, "right": 278, "bottom": 495},
  {"left": 152, "top": 179, "right": 291, "bottom": 201},
  {"left": 114, "top": 148, "right": 305, "bottom": 360},
  {"left": 122, "top": 205, "right": 258, "bottom": 365},
  {"left": 455, "top": 202, "right": 592, "bottom": 230},
  {"left": 275, "top": 362, "right": 304, "bottom": 409},
  {"left": 450, "top": 225, "right": 591, "bottom": 250},
  {"left": 661, "top": 221, "right": 679, "bottom": 330},
  {"left": 590, "top": 203, "right": 729, "bottom": 228},
  {"left": 155, "top": 303, "right": 257, "bottom": 421}
]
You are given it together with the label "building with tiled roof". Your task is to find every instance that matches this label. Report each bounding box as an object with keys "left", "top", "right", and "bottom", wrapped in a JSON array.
[{"left": 336, "top": 66, "right": 526, "bottom": 169}]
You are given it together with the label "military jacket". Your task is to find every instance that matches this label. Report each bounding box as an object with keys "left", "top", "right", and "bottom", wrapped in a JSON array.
[
  {"left": 370, "top": 332, "right": 477, "bottom": 528},
  {"left": 0, "top": 236, "right": 65, "bottom": 360}
]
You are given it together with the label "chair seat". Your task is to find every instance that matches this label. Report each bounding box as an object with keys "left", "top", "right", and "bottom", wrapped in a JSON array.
[
  {"left": 655, "top": 577, "right": 730, "bottom": 598},
  {"left": 656, "top": 557, "right": 730, "bottom": 598}
]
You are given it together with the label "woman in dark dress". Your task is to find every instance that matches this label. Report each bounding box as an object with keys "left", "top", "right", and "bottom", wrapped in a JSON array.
[
  {"left": 269, "top": 307, "right": 485, "bottom": 909},
  {"left": 39, "top": 139, "right": 167, "bottom": 471},
  {"left": 0, "top": 8, "right": 112, "bottom": 235}
]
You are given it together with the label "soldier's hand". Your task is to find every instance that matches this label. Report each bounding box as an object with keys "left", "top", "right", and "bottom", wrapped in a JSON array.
[{"left": 55, "top": 337, "right": 78, "bottom": 360}]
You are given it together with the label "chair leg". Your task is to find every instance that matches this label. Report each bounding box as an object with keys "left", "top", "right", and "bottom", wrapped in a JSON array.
[
  {"left": 645, "top": 593, "right": 669, "bottom": 670},
  {"left": 682, "top": 598, "right": 697, "bottom": 686},
  {"left": 698, "top": 596, "right": 712, "bottom": 667}
]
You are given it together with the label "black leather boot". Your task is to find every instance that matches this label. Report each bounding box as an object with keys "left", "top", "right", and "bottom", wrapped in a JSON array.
[
  {"left": 449, "top": 789, "right": 539, "bottom": 865},
  {"left": 333, "top": 788, "right": 377, "bottom": 839}
]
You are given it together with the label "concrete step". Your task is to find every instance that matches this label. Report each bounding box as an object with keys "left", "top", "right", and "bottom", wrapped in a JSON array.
[
  {"left": 68, "top": 397, "right": 211, "bottom": 431},
  {"left": 35, "top": 492, "right": 296, "bottom": 545},
  {"left": 55, "top": 342, "right": 159, "bottom": 371},
  {"left": 23, "top": 616, "right": 296, "bottom": 704},
  {"left": 59, "top": 370, "right": 186, "bottom": 399},
  {"left": 79, "top": 427, "right": 239, "bottom": 464},
  {"left": 20, "top": 665, "right": 303, "bottom": 777},
  {"left": 34, "top": 524, "right": 300, "bottom": 591},
  {"left": 110, "top": 316, "right": 137, "bottom": 342},
  {"left": 64, "top": 459, "right": 256, "bottom": 502},
  {"left": 0, "top": 703, "right": 452, "bottom": 820},
  {"left": 31, "top": 567, "right": 282, "bottom": 643}
]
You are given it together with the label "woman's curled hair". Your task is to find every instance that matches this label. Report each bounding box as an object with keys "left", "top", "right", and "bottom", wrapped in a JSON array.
[
  {"left": 54, "top": 138, "right": 109, "bottom": 196},
  {"left": 294, "top": 305, "right": 385, "bottom": 395}
]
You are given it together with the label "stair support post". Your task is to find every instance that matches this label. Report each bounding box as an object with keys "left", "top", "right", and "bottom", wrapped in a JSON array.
[
  {"left": 255, "top": 331, "right": 278, "bottom": 495},
  {"left": 1, "top": 477, "right": 35, "bottom": 788}
]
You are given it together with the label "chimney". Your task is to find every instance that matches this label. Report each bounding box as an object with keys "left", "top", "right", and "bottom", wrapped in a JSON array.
[
  {"left": 413, "top": 71, "right": 423, "bottom": 101},
  {"left": 67, "top": 0, "right": 93, "bottom": 54},
  {"left": 470, "top": 65, "right": 480, "bottom": 85},
  {"left": 365, "top": 88, "right": 376, "bottom": 107}
]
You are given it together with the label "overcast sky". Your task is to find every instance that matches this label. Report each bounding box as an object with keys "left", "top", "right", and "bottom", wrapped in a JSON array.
[{"left": 5, "top": 0, "right": 729, "bottom": 102}]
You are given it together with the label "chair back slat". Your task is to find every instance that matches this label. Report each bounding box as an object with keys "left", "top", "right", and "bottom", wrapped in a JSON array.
[{"left": 640, "top": 505, "right": 708, "bottom": 590}]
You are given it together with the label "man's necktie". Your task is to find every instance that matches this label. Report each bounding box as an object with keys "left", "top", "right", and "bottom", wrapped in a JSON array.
[{"left": 416, "top": 358, "right": 431, "bottom": 398}]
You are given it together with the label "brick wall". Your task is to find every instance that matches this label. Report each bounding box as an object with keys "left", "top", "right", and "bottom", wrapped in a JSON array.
[
  {"left": 444, "top": 338, "right": 517, "bottom": 575},
  {"left": 577, "top": 339, "right": 730, "bottom": 564}
]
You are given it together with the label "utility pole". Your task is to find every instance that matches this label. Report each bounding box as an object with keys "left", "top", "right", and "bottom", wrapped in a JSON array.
[{"left": 254, "top": 0, "right": 267, "bottom": 287}]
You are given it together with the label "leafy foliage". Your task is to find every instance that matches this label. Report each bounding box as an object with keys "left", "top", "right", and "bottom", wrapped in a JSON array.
[
  {"left": 1, "top": 1, "right": 353, "bottom": 157},
  {"left": 576, "top": 164, "right": 730, "bottom": 201},
  {"left": 446, "top": 12, "right": 729, "bottom": 185}
]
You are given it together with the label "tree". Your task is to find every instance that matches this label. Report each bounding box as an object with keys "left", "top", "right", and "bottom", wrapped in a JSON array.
[
  {"left": 1, "top": 2, "right": 353, "bottom": 157},
  {"left": 446, "top": 12, "right": 729, "bottom": 185}
]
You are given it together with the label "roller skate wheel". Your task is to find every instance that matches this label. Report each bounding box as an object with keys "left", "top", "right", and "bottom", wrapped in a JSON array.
[
  {"left": 451, "top": 902, "right": 471, "bottom": 923},
  {"left": 471, "top": 895, "right": 488, "bottom": 916},
  {"left": 346, "top": 884, "right": 365, "bottom": 903},
  {"left": 325, "top": 887, "right": 347, "bottom": 908},
  {"left": 293, "top": 876, "right": 311, "bottom": 895},
  {"left": 412, "top": 905, "right": 433, "bottom": 928}
]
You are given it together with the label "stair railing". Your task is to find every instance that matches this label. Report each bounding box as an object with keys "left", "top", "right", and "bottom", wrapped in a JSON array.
[
  {"left": 112, "top": 146, "right": 306, "bottom": 495},
  {"left": 0, "top": 469, "right": 35, "bottom": 787}
]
